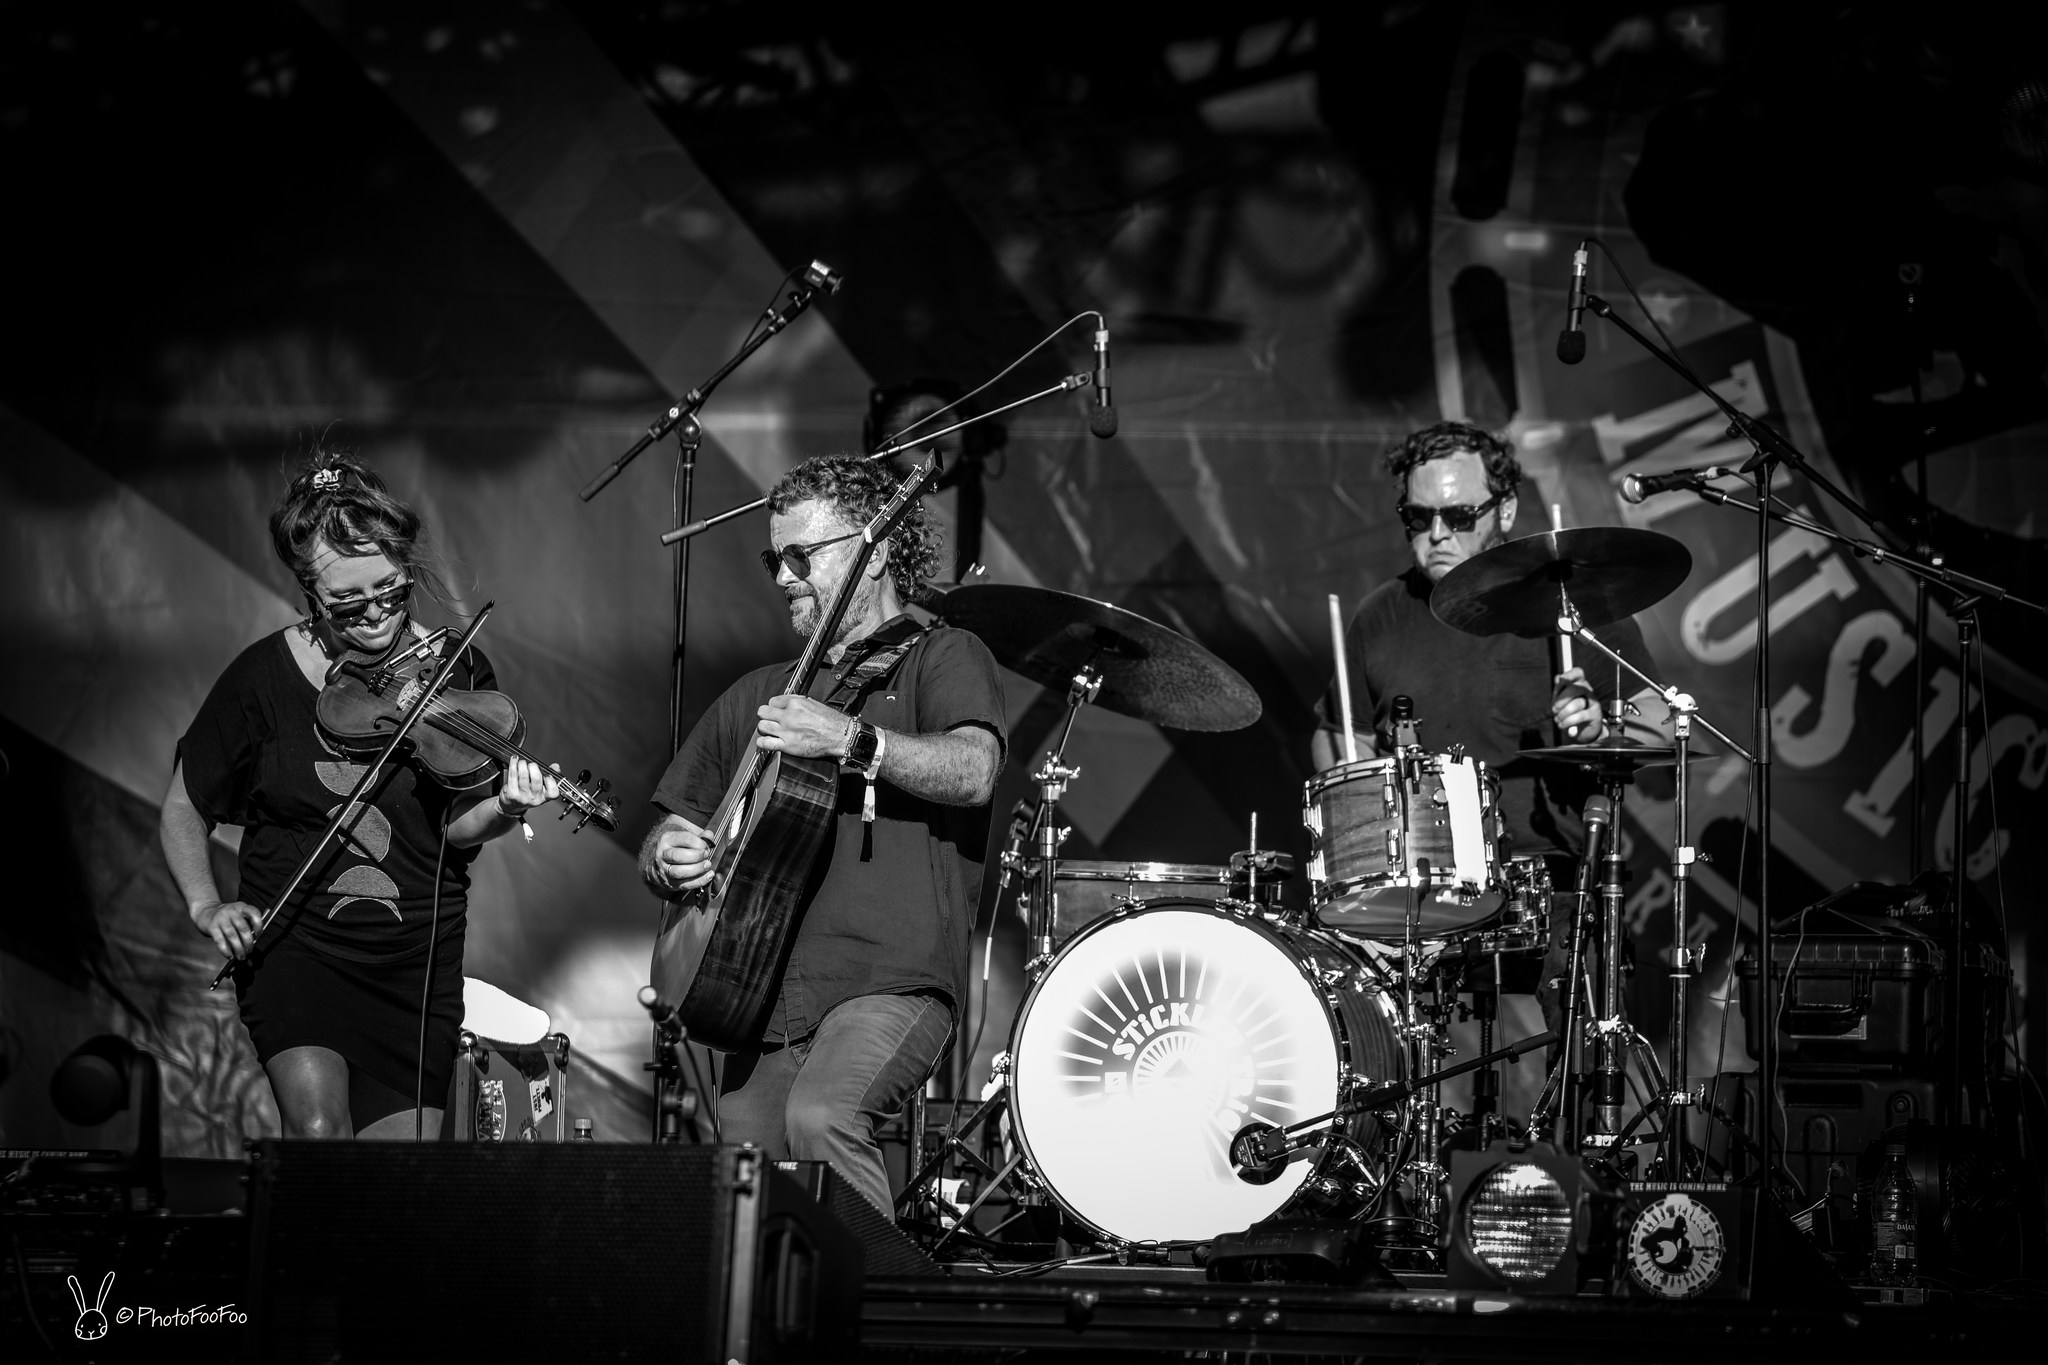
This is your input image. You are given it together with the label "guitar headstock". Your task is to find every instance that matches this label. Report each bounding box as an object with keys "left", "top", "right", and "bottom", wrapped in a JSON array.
[
  {"left": 556, "top": 769, "right": 619, "bottom": 833},
  {"left": 862, "top": 455, "right": 941, "bottom": 545}
]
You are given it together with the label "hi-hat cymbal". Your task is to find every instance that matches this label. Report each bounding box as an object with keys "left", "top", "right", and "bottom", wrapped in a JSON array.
[
  {"left": 930, "top": 584, "right": 1262, "bottom": 732},
  {"left": 1432, "top": 527, "right": 1692, "bottom": 638}
]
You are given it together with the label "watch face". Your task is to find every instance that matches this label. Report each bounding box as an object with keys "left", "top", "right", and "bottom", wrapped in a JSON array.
[{"left": 1626, "top": 1193, "right": 1727, "bottom": 1299}]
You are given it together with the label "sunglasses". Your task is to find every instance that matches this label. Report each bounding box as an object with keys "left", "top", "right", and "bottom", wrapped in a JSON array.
[
  {"left": 317, "top": 579, "right": 413, "bottom": 623},
  {"left": 1395, "top": 492, "right": 1506, "bottom": 537},
  {"left": 760, "top": 530, "right": 861, "bottom": 581}
]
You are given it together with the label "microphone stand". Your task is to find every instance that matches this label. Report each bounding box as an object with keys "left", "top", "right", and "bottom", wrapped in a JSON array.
[
  {"left": 209, "top": 603, "right": 495, "bottom": 991},
  {"left": 656, "top": 372, "right": 1092, "bottom": 546},
  {"left": 576, "top": 261, "right": 844, "bottom": 755},
  {"left": 1582, "top": 289, "right": 1797, "bottom": 1190},
  {"left": 1684, "top": 485, "right": 2044, "bottom": 1127},
  {"left": 1587, "top": 286, "right": 2042, "bottom": 1162}
]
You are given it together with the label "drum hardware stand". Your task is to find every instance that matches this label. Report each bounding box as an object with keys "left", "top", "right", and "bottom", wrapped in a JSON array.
[
  {"left": 637, "top": 986, "right": 704, "bottom": 1144},
  {"left": 1554, "top": 596, "right": 1752, "bottom": 1176},
  {"left": 895, "top": 1061, "right": 1043, "bottom": 1255},
  {"left": 1231, "top": 1031, "right": 1557, "bottom": 1175},
  {"left": 1019, "top": 661, "right": 1102, "bottom": 975}
]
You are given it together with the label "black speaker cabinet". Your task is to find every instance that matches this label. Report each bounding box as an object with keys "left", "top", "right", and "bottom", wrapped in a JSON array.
[{"left": 247, "top": 1142, "right": 861, "bottom": 1363}]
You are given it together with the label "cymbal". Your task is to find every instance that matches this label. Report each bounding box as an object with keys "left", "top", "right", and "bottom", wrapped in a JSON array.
[
  {"left": 930, "top": 584, "right": 1262, "bottom": 732},
  {"left": 1431, "top": 527, "right": 1692, "bottom": 638},
  {"left": 1517, "top": 741, "right": 1695, "bottom": 770}
]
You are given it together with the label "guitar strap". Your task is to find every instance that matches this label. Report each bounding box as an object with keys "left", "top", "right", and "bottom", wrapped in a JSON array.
[
  {"left": 823, "top": 617, "right": 928, "bottom": 861},
  {"left": 823, "top": 616, "right": 928, "bottom": 713}
]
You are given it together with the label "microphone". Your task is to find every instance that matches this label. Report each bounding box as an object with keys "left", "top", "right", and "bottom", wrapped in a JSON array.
[
  {"left": 1618, "top": 464, "right": 1739, "bottom": 503},
  {"left": 1582, "top": 793, "right": 1612, "bottom": 834},
  {"left": 799, "top": 259, "right": 845, "bottom": 294},
  {"left": 1089, "top": 323, "right": 1118, "bottom": 438},
  {"left": 1556, "top": 241, "right": 1589, "bottom": 364}
]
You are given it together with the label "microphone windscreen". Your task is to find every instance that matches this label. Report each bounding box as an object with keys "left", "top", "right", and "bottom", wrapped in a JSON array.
[
  {"left": 1089, "top": 405, "right": 1119, "bottom": 439},
  {"left": 1555, "top": 330, "right": 1587, "bottom": 365}
]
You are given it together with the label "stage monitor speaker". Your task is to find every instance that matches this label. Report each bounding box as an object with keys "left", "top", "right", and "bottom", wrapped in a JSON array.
[
  {"left": 247, "top": 1142, "right": 860, "bottom": 1363},
  {"left": 774, "top": 1159, "right": 943, "bottom": 1278}
]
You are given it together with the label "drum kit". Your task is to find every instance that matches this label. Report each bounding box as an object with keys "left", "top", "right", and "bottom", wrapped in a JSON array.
[{"left": 906, "top": 524, "right": 1747, "bottom": 1263}]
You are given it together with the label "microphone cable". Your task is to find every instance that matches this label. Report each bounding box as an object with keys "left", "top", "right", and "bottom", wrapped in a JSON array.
[{"left": 877, "top": 310, "right": 1108, "bottom": 454}]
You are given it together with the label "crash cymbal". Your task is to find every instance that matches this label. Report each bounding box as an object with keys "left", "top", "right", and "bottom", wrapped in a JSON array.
[
  {"left": 931, "top": 584, "right": 1262, "bottom": 732},
  {"left": 1431, "top": 527, "right": 1692, "bottom": 638},
  {"left": 1517, "top": 741, "right": 1695, "bottom": 770}
]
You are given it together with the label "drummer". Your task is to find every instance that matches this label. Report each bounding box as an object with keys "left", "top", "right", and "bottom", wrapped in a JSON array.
[{"left": 1311, "top": 420, "right": 1670, "bottom": 858}]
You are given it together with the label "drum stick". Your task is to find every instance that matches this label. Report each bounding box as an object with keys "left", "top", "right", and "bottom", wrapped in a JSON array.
[
  {"left": 1551, "top": 502, "right": 1574, "bottom": 674},
  {"left": 1328, "top": 593, "right": 1358, "bottom": 764}
]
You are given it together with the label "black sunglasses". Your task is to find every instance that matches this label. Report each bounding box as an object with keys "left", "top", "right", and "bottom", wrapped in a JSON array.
[
  {"left": 318, "top": 579, "right": 412, "bottom": 623},
  {"left": 1395, "top": 492, "right": 1506, "bottom": 537},
  {"left": 760, "top": 530, "right": 861, "bottom": 581}
]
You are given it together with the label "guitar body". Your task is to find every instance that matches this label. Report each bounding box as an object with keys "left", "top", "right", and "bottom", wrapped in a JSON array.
[{"left": 649, "top": 750, "right": 842, "bottom": 1051}]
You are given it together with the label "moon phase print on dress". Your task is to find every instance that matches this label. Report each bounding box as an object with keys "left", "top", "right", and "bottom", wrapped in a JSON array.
[
  {"left": 313, "top": 728, "right": 402, "bottom": 920},
  {"left": 1008, "top": 900, "right": 1401, "bottom": 1245}
]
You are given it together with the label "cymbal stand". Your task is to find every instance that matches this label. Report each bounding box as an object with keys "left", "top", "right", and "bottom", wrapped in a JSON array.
[
  {"left": 1019, "top": 661, "right": 1102, "bottom": 976},
  {"left": 1557, "top": 594, "right": 1752, "bottom": 1175},
  {"left": 1588, "top": 739, "right": 1629, "bottom": 1150}
]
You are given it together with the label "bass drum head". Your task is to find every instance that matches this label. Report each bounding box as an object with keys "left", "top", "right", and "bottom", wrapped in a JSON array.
[{"left": 1009, "top": 900, "right": 1346, "bottom": 1245}]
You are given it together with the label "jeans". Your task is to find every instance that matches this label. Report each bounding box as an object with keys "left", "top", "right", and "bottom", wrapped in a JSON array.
[{"left": 717, "top": 992, "right": 953, "bottom": 1214}]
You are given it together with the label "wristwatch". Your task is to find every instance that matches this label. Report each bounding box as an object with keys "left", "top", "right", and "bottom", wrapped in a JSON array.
[{"left": 842, "top": 720, "right": 881, "bottom": 772}]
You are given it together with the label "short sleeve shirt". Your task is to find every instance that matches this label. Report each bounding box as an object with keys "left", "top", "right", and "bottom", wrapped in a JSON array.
[
  {"left": 177, "top": 629, "right": 495, "bottom": 963},
  {"left": 653, "top": 620, "right": 1007, "bottom": 1044},
  {"left": 1321, "top": 568, "right": 1658, "bottom": 854}
]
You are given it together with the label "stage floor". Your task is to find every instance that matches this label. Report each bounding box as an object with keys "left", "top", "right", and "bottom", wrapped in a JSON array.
[{"left": 859, "top": 1263, "right": 2030, "bottom": 1360}]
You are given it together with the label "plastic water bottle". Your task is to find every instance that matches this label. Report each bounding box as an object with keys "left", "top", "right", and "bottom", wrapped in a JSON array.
[{"left": 1869, "top": 1142, "right": 1917, "bottom": 1285}]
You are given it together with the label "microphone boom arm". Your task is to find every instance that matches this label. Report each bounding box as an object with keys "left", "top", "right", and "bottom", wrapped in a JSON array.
[
  {"left": 579, "top": 262, "right": 843, "bottom": 502},
  {"left": 656, "top": 372, "right": 1089, "bottom": 546}
]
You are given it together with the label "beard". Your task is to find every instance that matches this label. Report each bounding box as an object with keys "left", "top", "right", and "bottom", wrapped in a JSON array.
[{"left": 785, "top": 576, "right": 874, "bottom": 647}]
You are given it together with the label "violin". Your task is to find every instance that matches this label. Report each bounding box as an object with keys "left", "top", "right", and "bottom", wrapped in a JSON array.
[{"left": 315, "top": 631, "right": 619, "bottom": 832}]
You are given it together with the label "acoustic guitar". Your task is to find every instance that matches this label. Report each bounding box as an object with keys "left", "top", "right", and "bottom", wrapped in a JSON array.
[{"left": 648, "top": 458, "right": 939, "bottom": 1051}]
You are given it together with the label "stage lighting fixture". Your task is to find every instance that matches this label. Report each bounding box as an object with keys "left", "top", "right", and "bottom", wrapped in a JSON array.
[
  {"left": 3, "top": 1034, "right": 165, "bottom": 1208},
  {"left": 1443, "top": 1139, "right": 1627, "bottom": 1295}
]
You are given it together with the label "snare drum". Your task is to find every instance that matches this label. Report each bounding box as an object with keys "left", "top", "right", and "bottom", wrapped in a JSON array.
[
  {"left": 1008, "top": 899, "right": 1401, "bottom": 1245},
  {"left": 1303, "top": 752, "right": 1504, "bottom": 936}
]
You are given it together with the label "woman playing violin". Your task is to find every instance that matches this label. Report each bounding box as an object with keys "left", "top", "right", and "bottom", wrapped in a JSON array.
[{"left": 158, "top": 449, "right": 557, "bottom": 1140}]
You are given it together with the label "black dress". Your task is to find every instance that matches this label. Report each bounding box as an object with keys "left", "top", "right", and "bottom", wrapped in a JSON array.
[{"left": 178, "top": 627, "right": 496, "bottom": 1122}]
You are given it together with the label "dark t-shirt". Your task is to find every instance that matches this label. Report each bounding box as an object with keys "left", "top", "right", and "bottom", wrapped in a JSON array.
[
  {"left": 177, "top": 629, "right": 495, "bottom": 963},
  {"left": 653, "top": 620, "right": 1006, "bottom": 1045},
  {"left": 1321, "top": 568, "right": 1657, "bottom": 854}
]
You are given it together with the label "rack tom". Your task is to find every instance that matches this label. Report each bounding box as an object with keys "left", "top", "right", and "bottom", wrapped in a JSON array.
[{"left": 1303, "top": 752, "right": 1504, "bottom": 936}]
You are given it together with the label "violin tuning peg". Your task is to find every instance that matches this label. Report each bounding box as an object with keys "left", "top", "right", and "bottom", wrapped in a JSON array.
[{"left": 575, "top": 769, "right": 592, "bottom": 785}]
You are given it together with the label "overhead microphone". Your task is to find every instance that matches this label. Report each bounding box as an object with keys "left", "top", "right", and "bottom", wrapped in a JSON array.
[
  {"left": 1618, "top": 464, "right": 1739, "bottom": 503},
  {"left": 1556, "top": 241, "right": 1590, "bottom": 365},
  {"left": 1088, "top": 323, "right": 1118, "bottom": 438}
]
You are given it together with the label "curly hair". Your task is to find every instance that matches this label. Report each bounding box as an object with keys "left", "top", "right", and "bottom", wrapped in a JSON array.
[
  {"left": 1383, "top": 421, "right": 1521, "bottom": 500},
  {"left": 768, "top": 454, "right": 943, "bottom": 597},
  {"left": 269, "top": 441, "right": 440, "bottom": 600}
]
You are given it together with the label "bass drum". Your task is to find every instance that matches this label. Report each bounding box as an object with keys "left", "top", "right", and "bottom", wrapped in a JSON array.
[{"left": 1008, "top": 899, "right": 1402, "bottom": 1245}]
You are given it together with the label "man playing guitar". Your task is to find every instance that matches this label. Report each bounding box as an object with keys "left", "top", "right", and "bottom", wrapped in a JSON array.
[{"left": 639, "top": 455, "right": 1006, "bottom": 1213}]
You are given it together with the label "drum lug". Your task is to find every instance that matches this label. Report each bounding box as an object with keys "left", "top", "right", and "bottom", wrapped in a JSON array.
[{"left": 1384, "top": 829, "right": 1401, "bottom": 866}]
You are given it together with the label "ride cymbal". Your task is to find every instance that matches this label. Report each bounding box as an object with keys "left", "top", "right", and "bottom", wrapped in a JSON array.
[{"left": 1432, "top": 526, "right": 1692, "bottom": 638}]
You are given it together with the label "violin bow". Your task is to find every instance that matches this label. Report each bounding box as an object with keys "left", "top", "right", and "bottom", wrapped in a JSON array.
[{"left": 207, "top": 603, "right": 495, "bottom": 990}]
